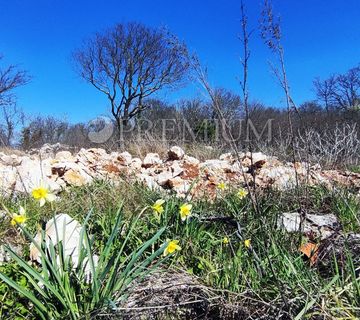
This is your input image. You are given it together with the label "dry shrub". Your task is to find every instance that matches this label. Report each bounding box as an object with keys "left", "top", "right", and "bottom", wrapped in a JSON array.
[
  {"left": 122, "top": 137, "right": 171, "bottom": 159},
  {"left": 0, "top": 147, "right": 26, "bottom": 156},
  {"left": 294, "top": 123, "right": 360, "bottom": 168},
  {"left": 183, "top": 143, "right": 225, "bottom": 161},
  {"left": 254, "top": 123, "right": 360, "bottom": 168}
]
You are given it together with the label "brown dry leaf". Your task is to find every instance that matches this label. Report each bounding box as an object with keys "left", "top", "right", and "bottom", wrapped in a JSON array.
[{"left": 299, "top": 242, "right": 319, "bottom": 266}]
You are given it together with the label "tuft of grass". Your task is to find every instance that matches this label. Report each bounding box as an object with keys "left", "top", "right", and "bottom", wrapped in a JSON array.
[
  {"left": 0, "top": 206, "right": 167, "bottom": 319},
  {"left": 347, "top": 165, "right": 360, "bottom": 174}
]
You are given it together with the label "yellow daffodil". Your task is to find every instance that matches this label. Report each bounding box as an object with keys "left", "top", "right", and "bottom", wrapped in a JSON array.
[
  {"left": 237, "top": 188, "right": 248, "bottom": 199},
  {"left": 32, "top": 185, "right": 56, "bottom": 207},
  {"left": 151, "top": 199, "right": 165, "bottom": 215},
  {"left": 179, "top": 203, "right": 192, "bottom": 221},
  {"left": 163, "top": 240, "right": 181, "bottom": 256},
  {"left": 244, "top": 239, "right": 251, "bottom": 248},
  {"left": 217, "top": 182, "right": 226, "bottom": 191},
  {"left": 223, "top": 237, "right": 229, "bottom": 245},
  {"left": 11, "top": 206, "right": 27, "bottom": 226}
]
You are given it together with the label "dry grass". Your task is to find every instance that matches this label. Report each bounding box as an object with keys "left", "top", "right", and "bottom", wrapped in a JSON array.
[
  {"left": 0, "top": 147, "right": 26, "bottom": 156},
  {"left": 97, "top": 269, "right": 275, "bottom": 320}
]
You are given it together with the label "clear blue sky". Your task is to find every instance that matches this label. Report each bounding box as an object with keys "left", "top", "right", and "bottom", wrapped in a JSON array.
[{"left": 1, "top": 0, "right": 360, "bottom": 123}]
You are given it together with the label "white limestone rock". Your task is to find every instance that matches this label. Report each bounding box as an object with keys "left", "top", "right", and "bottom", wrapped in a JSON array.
[
  {"left": 55, "top": 151, "right": 74, "bottom": 161},
  {"left": 29, "top": 213, "right": 98, "bottom": 278},
  {"left": 143, "top": 153, "right": 162, "bottom": 168},
  {"left": 116, "top": 151, "right": 132, "bottom": 166},
  {"left": 167, "top": 146, "right": 185, "bottom": 161},
  {"left": 278, "top": 212, "right": 339, "bottom": 239}
]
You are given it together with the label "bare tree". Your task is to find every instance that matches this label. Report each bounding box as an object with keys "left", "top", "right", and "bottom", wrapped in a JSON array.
[
  {"left": 314, "top": 66, "right": 360, "bottom": 110},
  {"left": 0, "top": 104, "right": 24, "bottom": 146},
  {"left": 0, "top": 55, "right": 29, "bottom": 146},
  {"left": 0, "top": 55, "right": 29, "bottom": 105},
  {"left": 334, "top": 66, "right": 360, "bottom": 109},
  {"left": 211, "top": 88, "right": 242, "bottom": 121},
  {"left": 313, "top": 76, "right": 337, "bottom": 112},
  {"left": 73, "top": 22, "right": 190, "bottom": 140}
]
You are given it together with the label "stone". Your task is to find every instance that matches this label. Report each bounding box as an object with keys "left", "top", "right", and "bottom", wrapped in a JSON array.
[
  {"left": 0, "top": 165, "right": 17, "bottom": 196},
  {"left": 102, "top": 163, "right": 122, "bottom": 174},
  {"left": 143, "top": 153, "right": 162, "bottom": 168},
  {"left": 14, "top": 157, "right": 61, "bottom": 193},
  {"left": 167, "top": 146, "right": 185, "bottom": 161},
  {"left": 180, "top": 161, "right": 200, "bottom": 180},
  {"left": 167, "top": 176, "right": 190, "bottom": 196},
  {"left": 219, "top": 153, "right": 233, "bottom": 162},
  {"left": 77, "top": 148, "right": 108, "bottom": 165},
  {"left": 246, "top": 152, "right": 268, "bottom": 163},
  {"left": 87, "top": 148, "right": 108, "bottom": 157},
  {"left": 0, "top": 243, "right": 22, "bottom": 264},
  {"left": 231, "top": 161, "right": 244, "bottom": 172},
  {"left": 241, "top": 152, "right": 268, "bottom": 168},
  {"left": 278, "top": 212, "right": 303, "bottom": 233},
  {"left": 307, "top": 213, "right": 339, "bottom": 229},
  {"left": 55, "top": 151, "right": 74, "bottom": 161},
  {"left": 156, "top": 171, "right": 174, "bottom": 186},
  {"left": 29, "top": 214, "right": 97, "bottom": 278},
  {"left": 0, "top": 146, "right": 360, "bottom": 202},
  {"left": 63, "top": 169, "right": 87, "bottom": 187},
  {"left": 130, "top": 158, "right": 143, "bottom": 170},
  {"left": 259, "top": 166, "right": 297, "bottom": 190},
  {"left": 0, "top": 153, "right": 22, "bottom": 166},
  {"left": 171, "top": 161, "right": 183, "bottom": 176},
  {"left": 30, "top": 214, "right": 80, "bottom": 262},
  {"left": 136, "top": 173, "right": 161, "bottom": 191},
  {"left": 200, "top": 160, "right": 232, "bottom": 172},
  {"left": 117, "top": 151, "right": 132, "bottom": 166},
  {"left": 321, "top": 170, "right": 360, "bottom": 189},
  {"left": 51, "top": 161, "right": 93, "bottom": 185},
  {"left": 183, "top": 155, "right": 200, "bottom": 166},
  {"left": 31, "top": 143, "right": 68, "bottom": 159},
  {"left": 278, "top": 212, "right": 339, "bottom": 239},
  {"left": 155, "top": 161, "right": 183, "bottom": 186}
]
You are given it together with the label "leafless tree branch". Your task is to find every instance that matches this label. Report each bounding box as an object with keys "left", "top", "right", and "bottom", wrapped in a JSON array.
[{"left": 73, "top": 22, "right": 190, "bottom": 143}]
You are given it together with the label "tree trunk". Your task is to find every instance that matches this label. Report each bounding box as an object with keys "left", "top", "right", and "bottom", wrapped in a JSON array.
[{"left": 115, "top": 117, "right": 130, "bottom": 149}]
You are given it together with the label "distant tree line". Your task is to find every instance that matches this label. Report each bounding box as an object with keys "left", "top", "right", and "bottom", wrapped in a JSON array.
[{"left": 12, "top": 91, "right": 359, "bottom": 149}]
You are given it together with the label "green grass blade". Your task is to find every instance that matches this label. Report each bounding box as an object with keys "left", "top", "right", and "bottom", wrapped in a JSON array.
[{"left": 0, "top": 272, "right": 47, "bottom": 318}]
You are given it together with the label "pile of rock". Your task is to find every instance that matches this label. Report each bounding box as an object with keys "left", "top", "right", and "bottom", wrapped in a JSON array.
[{"left": 0, "top": 145, "right": 360, "bottom": 199}]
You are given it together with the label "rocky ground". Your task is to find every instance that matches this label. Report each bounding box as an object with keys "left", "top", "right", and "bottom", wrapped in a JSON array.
[
  {"left": 1, "top": 144, "right": 359, "bottom": 319},
  {"left": 1, "top": 144, "right": 360, "bottom": 200}
]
